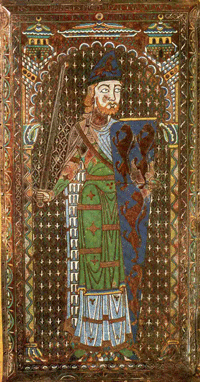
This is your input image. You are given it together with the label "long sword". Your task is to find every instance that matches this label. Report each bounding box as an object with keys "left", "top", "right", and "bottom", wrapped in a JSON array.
[
  {"left": 40, "top": 62, "right": 67, "bottom": 189},
  {"left": 37, "top": 62, "right": 67, "bottom": 206}
]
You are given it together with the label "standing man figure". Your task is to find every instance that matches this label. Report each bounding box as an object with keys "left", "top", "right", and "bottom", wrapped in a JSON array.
[{"left": 37, "top": 51, "right": 151, "bottom": 359}]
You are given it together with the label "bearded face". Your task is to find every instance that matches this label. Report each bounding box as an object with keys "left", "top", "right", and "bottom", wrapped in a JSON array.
[
  {"left": 96, "top": 98, "right": 120, "bottom": 115},
  {"left": 94, "top": 80, "right": 122, "bottom": 116}
]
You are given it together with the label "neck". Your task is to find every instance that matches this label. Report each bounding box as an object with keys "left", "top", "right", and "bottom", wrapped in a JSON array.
[{"left": 90, "top": 107, "right": 111, "bottom": 130}]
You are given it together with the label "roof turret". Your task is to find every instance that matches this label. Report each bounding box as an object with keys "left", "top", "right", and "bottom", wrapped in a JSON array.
[
  {"left": 23, "top": 17, "right": 53, "bottom": 39},
  {"left": 144, "top": 15, "right": 177, "bottom": 37}
]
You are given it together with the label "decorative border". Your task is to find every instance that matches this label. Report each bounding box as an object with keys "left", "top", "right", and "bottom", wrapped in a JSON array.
[
  {"left": 0, "top": 2, "right": 199, "bottom": 381},
  {"left": 1, "top": 1, "right": 198, "bottom": 14},
  {"left": 1, "top": 6, "right": 16, "bottom": 381},
  {"left": 165, "top": 10, "right": 190, "bottom": 361},
  {"left": 188, "top": 5, "right": 199, "bottom": 372},
  {"left": 11, "top": 14, "right": 25, "bottom": 374},
  {"left": 0, "top": 6, "right": 6, "bottom": 382},
  {"left": 197, "top": 11, "right": 200, "bottom": 373}
]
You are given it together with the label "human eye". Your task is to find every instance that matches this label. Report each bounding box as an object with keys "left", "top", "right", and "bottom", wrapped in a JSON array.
[
  {"left": 101, "top": 87, "right": 109, "bottom": 93},
  {"left": 115, "top": 86, "right": 122, "bottom": 93}
]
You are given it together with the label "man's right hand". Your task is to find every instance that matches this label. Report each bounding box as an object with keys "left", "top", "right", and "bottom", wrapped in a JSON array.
[{"left": 36, "top": 189, "right": 55, "bottom": 206}]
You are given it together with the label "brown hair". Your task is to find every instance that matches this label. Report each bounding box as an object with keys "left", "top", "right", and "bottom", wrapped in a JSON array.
[{"left": 84, "top": 83, "right": 96, "bottom": 113}]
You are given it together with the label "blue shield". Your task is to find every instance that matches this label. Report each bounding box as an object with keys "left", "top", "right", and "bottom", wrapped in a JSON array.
[{"left": 110, "top": 118, "right": 157, "bottom": 341}]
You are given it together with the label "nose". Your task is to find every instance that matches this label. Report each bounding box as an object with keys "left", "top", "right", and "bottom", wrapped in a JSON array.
[{"left": 108, "top": 88, "right": 116, "bottom": 102}]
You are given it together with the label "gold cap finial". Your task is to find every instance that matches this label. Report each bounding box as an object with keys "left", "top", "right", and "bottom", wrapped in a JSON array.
[{"left": 95, "top": 13, "right": 103, "bottom": 21}]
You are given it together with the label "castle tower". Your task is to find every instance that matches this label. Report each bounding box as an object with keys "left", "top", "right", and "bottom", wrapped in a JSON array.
[
  {"left": 144, "top": 15, "right": 177, "bottom": 62},
  {"left": 23, "top": 17, "right": 54, "bottom": 62}
]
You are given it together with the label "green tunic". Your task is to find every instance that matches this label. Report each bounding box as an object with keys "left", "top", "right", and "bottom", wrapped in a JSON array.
[
  {"left": 53, "top": 122, "right": 133, "bottom": 352},
  {"left": 78, "top": 149, "right": 125, "bottom": 292},
  {"left": 53, "top": 145, "right": 125, "bottom": 293}
]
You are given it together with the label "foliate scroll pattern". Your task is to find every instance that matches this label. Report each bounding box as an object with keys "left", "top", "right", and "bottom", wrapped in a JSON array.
[
  {"left": 1, "top": 7, "right": 15, "bottom": 379},
  {"left": 197, "top": 10, "right": 200, "bottom": 374},
  {"left": 165, "top": 12, "right": 189, "bottom": 361},
  {"left": 188, "top": 5, "right": 199, "bottom": 372},
  {"left": 12, "top": 16, "right": 25, "bottom": 368}
]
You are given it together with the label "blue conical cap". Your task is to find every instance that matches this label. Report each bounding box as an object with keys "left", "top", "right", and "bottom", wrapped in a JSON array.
[{"left": 88, "top": 50, "right": 122, "bottom": 85}]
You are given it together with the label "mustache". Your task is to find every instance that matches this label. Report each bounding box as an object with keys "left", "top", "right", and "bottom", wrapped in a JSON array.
[
  {"left": 107, "top": 102, "right": 118, "bottom": 108},
  {"left": 96, "top": 98, "right": 120, "bottom": 115}
]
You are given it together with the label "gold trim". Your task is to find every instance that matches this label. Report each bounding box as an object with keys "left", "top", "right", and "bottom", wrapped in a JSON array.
[
  {"left": 120, "top": 117, "right": 157, "bottom": 121},
  {"left": 77, "top": 287, "right": 87, "bottom": 294},
  {"left": 167, "top": 340, "right": 179, "bottom": 345},
  {"left": 85, "top": 289, "right": 122, "bottom": 296},
  {"left": 169, "top": 144, "right": 178, "bottom": 149}
]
